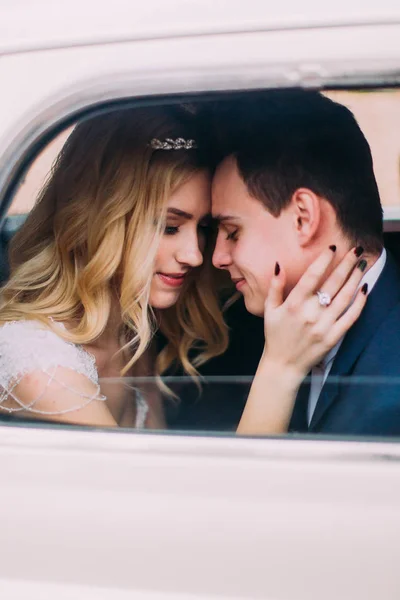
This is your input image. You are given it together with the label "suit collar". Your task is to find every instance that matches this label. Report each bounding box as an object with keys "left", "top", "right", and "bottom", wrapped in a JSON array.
[
  {"left": 309, "top": 251, "right": 400, "bottom": 430},
  {"left": 319, "top": 249, "right": 387, "bottom": 371}
]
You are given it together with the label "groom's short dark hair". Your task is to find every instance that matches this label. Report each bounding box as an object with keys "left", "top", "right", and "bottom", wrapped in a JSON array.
[{"left": 217, "top": 90, "right": 384, "bottom": 254}]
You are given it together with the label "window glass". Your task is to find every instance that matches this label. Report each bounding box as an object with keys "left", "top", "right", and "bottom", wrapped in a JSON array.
[
  {"left": 8, "top": 128, "right": 73, "bottom": 217},
  {"left": 6, "top": 91, "right": 400, "bottom": 218},
  {"left": 325, "top": 89, "right": 400, "bottom": 212},
  {"left": 1, "top": 88, "right": 400, "bottom": 441}
]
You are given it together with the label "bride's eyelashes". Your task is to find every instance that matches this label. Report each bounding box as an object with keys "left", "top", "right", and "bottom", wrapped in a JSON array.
[
  {"left": 164, "top": 225, "right": 179, "bottom": 235},
  {"left": 163, "top": 222, "right": 213, "bottom": 238}
]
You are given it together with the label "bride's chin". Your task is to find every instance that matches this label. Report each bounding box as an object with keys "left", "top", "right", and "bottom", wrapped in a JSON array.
[{"left": 149, "top": 291, "right": 180, "bottom": 310}]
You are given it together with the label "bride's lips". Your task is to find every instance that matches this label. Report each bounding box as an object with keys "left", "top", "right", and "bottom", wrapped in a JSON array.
[
  {"left": 232, "top": 277, "right": 246, "bottom": 291},
  {"left": 157, "top": 272, "right": 187, "bottom": 288}
]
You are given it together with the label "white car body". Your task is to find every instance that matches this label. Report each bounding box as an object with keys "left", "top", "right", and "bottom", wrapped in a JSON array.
[{"left": 1, "top": 1, "right": 400, "bottom": 598}]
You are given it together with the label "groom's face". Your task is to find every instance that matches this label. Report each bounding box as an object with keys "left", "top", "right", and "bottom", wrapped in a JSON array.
[{"left": 212, "top": 156, "right": 303, "bottom": 317}]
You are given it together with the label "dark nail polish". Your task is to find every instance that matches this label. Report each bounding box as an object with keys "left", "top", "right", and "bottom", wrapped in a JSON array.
[
  {"left": 274, "top": 262, "right": 280, "bottom": 276},
  {"left": 358, "top": 259, "right": 367, "bottom": 272},
  {"left": 361, "top": 283, "right": 368, "bottom": 295},
  {"left": 329, "top": 245, "right": 337, "bottom": 252},
  {"left": 354, "top": 246, "right": 364, "bottom": 257}
]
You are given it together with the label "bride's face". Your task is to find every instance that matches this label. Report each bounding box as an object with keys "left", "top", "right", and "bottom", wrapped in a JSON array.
[{"left": 150, "top": 170, "right": 212, "bottom": 310}]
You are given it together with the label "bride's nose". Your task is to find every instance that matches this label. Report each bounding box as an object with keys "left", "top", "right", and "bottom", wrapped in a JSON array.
[{"left": 175, "top": 232, "right": 203, "bottom": 267}]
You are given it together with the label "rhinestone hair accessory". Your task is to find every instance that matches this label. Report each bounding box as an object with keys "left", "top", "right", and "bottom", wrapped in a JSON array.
[{"left": 149, "top": 137, "right": 197, "bottom": 150}]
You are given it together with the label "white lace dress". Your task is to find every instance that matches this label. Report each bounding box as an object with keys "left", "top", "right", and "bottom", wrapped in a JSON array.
[{"left": 0, "top": 320, "right": 148, "bottom": 427}]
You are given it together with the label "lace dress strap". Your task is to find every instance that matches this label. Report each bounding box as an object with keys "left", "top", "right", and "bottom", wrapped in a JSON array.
[
  {"left": 0, "top": 320, "right": 105, "bottom": 416},
  {"left": 0, "top": 320, "right": 99, "bottom": 388},
  {"left": 0, "top": 320, "right": 148, "bottom": 427}
]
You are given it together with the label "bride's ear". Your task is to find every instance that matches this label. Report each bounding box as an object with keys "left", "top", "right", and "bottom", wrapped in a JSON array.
[{"left": 291, "top": 188, "right": 321, "bottom": 247}]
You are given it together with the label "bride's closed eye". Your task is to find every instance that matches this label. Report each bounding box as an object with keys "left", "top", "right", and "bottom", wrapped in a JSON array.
[
  {"left": 164, "top": 225, "right": 179, "bottom": 235},
  {"left": 164, "top": 223, "right": 212, "bottom": 240}
]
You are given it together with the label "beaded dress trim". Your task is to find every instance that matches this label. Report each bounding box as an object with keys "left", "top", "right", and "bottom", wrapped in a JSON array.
[{"left": 0, "top": 320, "right": 148, "bottom": 427}]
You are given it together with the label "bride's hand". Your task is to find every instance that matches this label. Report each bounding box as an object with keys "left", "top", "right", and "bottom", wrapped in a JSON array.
[
  {"left": 262, "top": 246, "right": 368, "bottom": 382},
  {"left": 237, "top": 246, "right": 368, "bottom": 435}
]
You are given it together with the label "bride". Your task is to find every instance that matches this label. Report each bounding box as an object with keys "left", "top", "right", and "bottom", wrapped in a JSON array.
[{"left": 0, "top": 106, "right": 367, "bottom": 432}]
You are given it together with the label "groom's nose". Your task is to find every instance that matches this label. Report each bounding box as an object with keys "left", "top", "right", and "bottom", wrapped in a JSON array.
[{"left": 212, "top": 233, "right": 232, "bottom": 270}]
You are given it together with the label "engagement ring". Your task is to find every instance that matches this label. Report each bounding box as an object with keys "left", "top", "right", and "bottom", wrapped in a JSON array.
[{"left": 316, "top": 290, "right": 332, "bottom": 307}]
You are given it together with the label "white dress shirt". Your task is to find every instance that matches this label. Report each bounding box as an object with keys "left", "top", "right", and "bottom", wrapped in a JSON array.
[{"left": 307, "top": 249, "right": 387, "bottom": 425}]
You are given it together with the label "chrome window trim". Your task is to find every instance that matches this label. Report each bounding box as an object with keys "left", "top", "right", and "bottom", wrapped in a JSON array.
[{"left": 2, "top": 422, "right": 400, "bottom": 463}]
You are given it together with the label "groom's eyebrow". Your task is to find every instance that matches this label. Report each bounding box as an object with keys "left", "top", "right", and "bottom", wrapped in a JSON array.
[{"left": 213, "top": 214, "right": 238, "bottom": 223}]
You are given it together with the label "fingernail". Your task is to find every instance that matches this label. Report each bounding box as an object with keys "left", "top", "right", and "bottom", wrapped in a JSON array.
[
  {"left": 358, "top": 259, "right": 367, "bottom": 272},
  {"left": 361, "top": 283, "right": 368, "bottom": 295},
  {"left": 274, "top": 262, "right": 280, "bottom": 276},
  {"left": 329, "top": 245, "right": 336, "bottom": 252},
  {"left": 354, "top": 246, "right": 364, "bottom": 257}
]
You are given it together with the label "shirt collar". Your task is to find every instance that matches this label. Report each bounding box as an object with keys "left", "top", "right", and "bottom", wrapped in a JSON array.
[{"left": 321, "top": 248, "right": 387, "bottom": 369}]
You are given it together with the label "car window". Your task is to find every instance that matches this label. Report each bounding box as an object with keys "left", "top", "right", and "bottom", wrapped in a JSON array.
[
  {"left": 8, "top": 127, "right": 73, "bottom": 217},
  {"left": 6, "top": 90, "right": 400, "bottom": 220},
  {"left": 325, "top": 89, "right": 400, "bottom": 215},
  {"left": 1, "top": 87, "right": 400, "bottom": 440}
]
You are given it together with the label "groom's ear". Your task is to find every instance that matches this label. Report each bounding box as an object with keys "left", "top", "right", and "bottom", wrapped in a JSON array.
[{"left": 291, "top": 188, "right": 321, "bottom": 246}]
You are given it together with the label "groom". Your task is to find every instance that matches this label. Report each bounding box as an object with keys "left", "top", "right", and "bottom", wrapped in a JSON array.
[{"left": 211, "top": 90, "right": 400, "bottom": 436}]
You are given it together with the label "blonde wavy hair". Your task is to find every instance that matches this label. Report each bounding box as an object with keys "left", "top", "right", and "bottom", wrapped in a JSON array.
[{"left": 0, "top": 106, "right": 228, "bottom": 382}]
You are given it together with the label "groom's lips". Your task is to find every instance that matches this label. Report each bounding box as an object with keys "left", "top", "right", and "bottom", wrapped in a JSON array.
[{"left": 232, "top": 277, "right": 246, "bottom": 291}]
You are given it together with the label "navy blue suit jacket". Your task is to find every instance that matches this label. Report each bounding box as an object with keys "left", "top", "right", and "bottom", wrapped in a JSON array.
[{"left": 289, "top": 252, "right": 400, "bottom": 436}]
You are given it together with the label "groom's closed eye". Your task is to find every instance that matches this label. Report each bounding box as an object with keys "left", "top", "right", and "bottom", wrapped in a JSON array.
[
  {"left": 215, "top": 221, "right": 240, "bottom": 242},
  {"left": 226, "top": 229, "right": 239, "bottom": 241}
]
